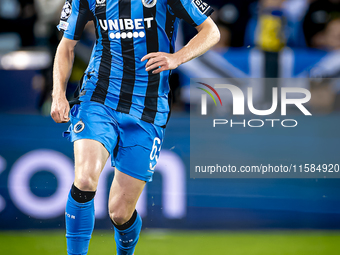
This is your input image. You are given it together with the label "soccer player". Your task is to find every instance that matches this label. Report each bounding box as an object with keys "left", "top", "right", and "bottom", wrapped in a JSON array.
[{"left": 51, "top": 0, "right": 219, "bottom": 254}]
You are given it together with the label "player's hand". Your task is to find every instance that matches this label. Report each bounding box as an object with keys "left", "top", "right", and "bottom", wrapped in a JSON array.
[
  {"left": 141, "top": 52, "right": 181, "bottom": 74},
  {"left": 50, "top": 96, "right": 70, "bottom": 123}
]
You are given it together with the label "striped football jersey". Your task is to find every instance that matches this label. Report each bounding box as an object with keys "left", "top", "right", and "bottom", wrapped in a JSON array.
[{"left": 58, "top": 0, "right": 213, "bottom": 126}]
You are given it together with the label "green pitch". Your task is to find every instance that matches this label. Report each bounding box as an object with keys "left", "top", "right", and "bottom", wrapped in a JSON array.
[{"left": 0, "top": 230, "right": 339, "bottom": 255}]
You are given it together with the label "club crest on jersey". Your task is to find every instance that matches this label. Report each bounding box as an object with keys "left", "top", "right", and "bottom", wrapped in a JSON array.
[
  {"left": 142, "top": 0, "right": 157, "bottom": 8},
  {"left": 74, "top": 120, "right": 85, "bottom": 133},
  {"left": 61, "top": 1, "right": 72, "bottom": 20}
]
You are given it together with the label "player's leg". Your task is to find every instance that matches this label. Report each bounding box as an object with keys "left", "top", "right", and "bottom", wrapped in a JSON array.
[
  {"left": 66, "top": 139, "right": 109, "bottom": 255},
  {"left": 107, "top": 112, "right": 165, "bottom": 255},
  {"left": 108, "top": 169, "right": 145, "bottom": 255},
  {"left": 63, "top": 101, "right": 119, "bottom": 254}
]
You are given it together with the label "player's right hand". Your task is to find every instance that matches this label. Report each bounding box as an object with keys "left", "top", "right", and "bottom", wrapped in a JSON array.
[{"left": 50, "top": 96, "right": 70, "bottom": 123}]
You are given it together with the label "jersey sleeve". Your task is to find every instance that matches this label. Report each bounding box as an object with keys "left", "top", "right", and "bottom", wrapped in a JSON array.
[
  {"left": 57, "top": 0, "right": 93, "bottom": 40},
  {"left": 168, "top": 0, "right": 214, "bottom": 27}
]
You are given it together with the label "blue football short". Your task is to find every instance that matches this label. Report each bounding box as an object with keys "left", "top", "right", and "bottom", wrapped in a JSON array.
[{"left": 63, "top": 101, "right": 165, "bottom": 182}]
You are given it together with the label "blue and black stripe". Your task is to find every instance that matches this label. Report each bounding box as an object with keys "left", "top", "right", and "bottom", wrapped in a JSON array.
[
  {"left": 116, "top": 0, "right": 136, "bottom": 114},
  {"left": 91, "top": 3, "right": 112, "bottom": 104}
]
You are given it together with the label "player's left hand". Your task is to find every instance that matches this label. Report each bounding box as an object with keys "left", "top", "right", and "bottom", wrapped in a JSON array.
[{"left": 141, "top": 52, "right": 181, "bottom": 74}]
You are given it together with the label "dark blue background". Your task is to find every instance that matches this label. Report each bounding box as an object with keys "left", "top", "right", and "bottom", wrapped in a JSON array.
[{"left": 0, "top": 113, "right": 339, "bottom": 230}]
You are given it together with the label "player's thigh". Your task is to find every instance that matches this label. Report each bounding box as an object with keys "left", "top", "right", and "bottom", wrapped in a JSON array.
[
  {"left": 108, "top": 168, "right": 146, "bottom": 223},
  {"left": 65, "top": 101, "right": 119, "bottom": 191},
  {"left": 74, "top": 139, "right": 110, "bottom": 191},
  {"left": 108, "top": 113, "right": 165, "bottom": 223},
  {"left": 113, "top": 114, "right": 165, "bottom": 182}
]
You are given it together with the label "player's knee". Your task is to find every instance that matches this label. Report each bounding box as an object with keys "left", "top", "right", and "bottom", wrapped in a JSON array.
[
  {"left": 74, "top": 176, "right": 98, "bottom": 191},
  {"left": 74, "top": 160, "right": 104, "bottom": 191},
  {"left": 109, "top": 208, "right": 131, "bottom": 225}
]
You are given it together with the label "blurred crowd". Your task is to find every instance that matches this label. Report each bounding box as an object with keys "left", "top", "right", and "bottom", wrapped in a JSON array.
[
  {"left": 0, "top": 0, "right": 63, "bottom": 50},
  {"left": 209, "top": 0, "right": 340, "bottom": 51},
  {"left": 2, "top": 0, "right": 340, "bottom": 51},
  {"left": 1, "top": 0, "right": 340, "bottom": 114}
]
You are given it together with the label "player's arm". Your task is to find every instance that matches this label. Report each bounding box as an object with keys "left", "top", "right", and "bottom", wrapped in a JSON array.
[
  {"left": 51, "top": 0, "right": 92, "bottom": 123},
  {"left": 51, "top": 38, "right": 78, "bottom": 123},
  {"left": 142, "top": 17, "right": 220, "bottom": 74}
]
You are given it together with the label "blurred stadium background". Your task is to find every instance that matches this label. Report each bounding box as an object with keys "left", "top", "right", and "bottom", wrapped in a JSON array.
[{"left": 1, "top": 0, "right": 340, "bottom": 254}]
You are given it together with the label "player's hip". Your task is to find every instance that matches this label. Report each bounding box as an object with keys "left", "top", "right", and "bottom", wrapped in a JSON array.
[{"left": 63, "top": 101, "right": 166, "bottom": 182}]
